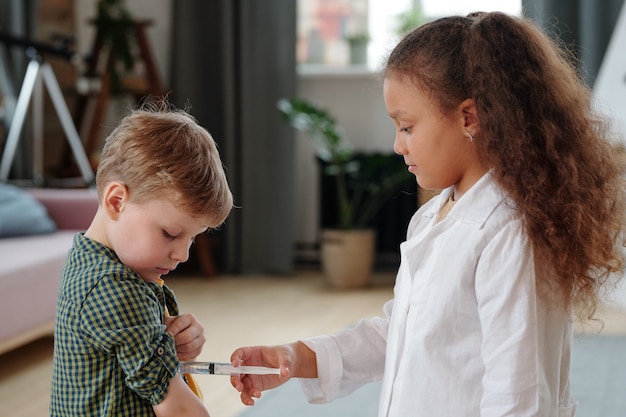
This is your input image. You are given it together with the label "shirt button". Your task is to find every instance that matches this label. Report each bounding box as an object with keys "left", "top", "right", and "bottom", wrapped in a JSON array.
[{"left": 157, "top": 347, "right": 164, "bottom": 355}]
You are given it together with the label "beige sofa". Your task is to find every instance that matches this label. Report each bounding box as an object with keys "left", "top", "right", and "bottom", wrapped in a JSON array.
[{"left": 0, "top": 188, "right": 99, "bottom": 354}]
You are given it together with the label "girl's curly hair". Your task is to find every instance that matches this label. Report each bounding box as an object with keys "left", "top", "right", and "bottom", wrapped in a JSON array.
[{"left": 385, "top": 12, "right": 626, "bottom": 320}]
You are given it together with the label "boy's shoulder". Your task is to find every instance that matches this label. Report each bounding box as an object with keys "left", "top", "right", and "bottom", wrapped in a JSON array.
[
  {"left": 65, "top": 232, "right": 126, "bottom": 273},
  {"left": 59, "top": 233, "right": 139, "bottom": 299}
]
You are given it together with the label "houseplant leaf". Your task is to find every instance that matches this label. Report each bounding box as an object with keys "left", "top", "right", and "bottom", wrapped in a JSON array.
[{"left": 278, "top": 98, "right": 413, "bottom": 230}]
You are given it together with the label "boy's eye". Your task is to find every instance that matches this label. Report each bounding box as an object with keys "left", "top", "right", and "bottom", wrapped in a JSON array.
[
  {"left": 162, "top": 230, "right": 175, "bottom": 239},
  {"left": 400, "top": 126, "right": 412, "bottom": 134}
]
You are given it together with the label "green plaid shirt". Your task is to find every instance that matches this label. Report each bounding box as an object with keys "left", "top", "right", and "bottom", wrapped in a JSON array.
[{"left": 50, "top": 233, "right": 180, "bottom": 416}]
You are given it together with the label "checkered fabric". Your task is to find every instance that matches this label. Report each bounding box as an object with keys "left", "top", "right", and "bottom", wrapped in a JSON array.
[{"left": 50, "top": 233, "right": 179, "bottom": 416}]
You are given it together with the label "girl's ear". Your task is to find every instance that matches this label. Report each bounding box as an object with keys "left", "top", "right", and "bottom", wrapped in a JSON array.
[
  {"left": 460, "top": 98, "right": 479, "bottom": 135},
  {"left": 102, "top": 182, "right": 129, "bottom": 220}
]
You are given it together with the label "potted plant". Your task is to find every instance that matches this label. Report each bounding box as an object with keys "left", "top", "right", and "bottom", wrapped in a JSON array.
[
  {"left": 278, "top": 98, "right": 413, "bottom": 287},
  {"left": 345, "top": 33, "right": 370, "bottom": 65}
]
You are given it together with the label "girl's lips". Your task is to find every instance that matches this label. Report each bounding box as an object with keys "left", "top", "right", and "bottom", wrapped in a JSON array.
[
  {"left": 156, "top": 268, "right": 171, "bottom": 275},
  {"left": 408, "top": 165, "right": 417, "bottom": 173}
]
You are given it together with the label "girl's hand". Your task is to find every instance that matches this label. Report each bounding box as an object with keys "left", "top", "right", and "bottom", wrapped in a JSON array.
[{"left": 229, "top": 343, "right": 299, "bottom": 405}]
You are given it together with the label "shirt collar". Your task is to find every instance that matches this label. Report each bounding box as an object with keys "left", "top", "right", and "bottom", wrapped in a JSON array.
[
  {"left": 74, "top": 232, "right": 121, "bottom": 263},
  {"left": 423, "top": 171, "right": 509, "bottom": 227}
]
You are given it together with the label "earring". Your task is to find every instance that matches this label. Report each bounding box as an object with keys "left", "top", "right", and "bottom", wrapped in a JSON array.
[{"left": 465, "top": 130, "right": 475, "bottom": 142}]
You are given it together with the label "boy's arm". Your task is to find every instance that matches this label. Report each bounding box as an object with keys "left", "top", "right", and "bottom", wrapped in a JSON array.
[{"left": 153, "top": 374, "right": 209, "bottom": 417}]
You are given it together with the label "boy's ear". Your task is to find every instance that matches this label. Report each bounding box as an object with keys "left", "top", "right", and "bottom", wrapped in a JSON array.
[
  {"left": 460, "top": 98, "right": 479, "bottom": 133},
  {"left": 102, "top": 182, "right": 129, "bottom": 220}
]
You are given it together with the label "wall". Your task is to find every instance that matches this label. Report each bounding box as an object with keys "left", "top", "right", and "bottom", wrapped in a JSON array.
[
  {"left": 610, "top": 248, "right": 626, "bottom": 311},
  {"left": 593, "top": 1, "right": 626, "bottom": 310},
  {"left": 294, "top": 67, "right": 395, "bottom": 246}
]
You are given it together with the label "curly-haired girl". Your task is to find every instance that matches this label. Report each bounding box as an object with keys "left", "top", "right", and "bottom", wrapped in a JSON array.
[{"left": 230, "top": 12, "right": 626, "bottom": 416}]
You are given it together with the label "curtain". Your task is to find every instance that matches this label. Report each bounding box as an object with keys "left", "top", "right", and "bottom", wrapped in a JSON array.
[
  {"left": 170, "top": 0, "right": 297, "bottom": 274},
  {"left": 522, "top": 0, "right": 625, "bottom": 87}
]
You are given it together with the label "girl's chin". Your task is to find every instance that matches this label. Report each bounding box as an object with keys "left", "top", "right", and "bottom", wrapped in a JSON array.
[{"left": 415, "top": 179, "right": 442, "bottom": 194}]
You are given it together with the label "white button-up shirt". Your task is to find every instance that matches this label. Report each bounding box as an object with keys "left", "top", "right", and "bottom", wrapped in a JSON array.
[{"left": 302, "top": 172, "right": 577, "bottom": 416}]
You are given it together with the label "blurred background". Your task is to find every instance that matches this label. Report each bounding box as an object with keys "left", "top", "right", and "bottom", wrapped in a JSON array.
[
  {"left": 0, "top": 0, "right": 624, "bottom": 281},
  {"left": 2, "top": 2, "right": 626, "bottom": 416}
]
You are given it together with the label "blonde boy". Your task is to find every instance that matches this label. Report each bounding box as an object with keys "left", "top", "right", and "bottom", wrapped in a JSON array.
[{"left": 50, "top": 104, "right": 233, "bottom": 416}]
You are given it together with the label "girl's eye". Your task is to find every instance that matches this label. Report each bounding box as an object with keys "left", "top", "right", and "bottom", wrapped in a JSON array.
[
  {"left": 400, "top": 126, "right": 412, "bottom": 134},
  {"left": 162, "top": 230, "right": 175, "bottom": 240}
]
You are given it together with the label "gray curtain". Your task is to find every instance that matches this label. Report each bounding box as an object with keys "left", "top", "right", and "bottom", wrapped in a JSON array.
[
  {"left": 170, "top": 0, "right": 297, "bottom": 274},
  {"left": 523, "top": 0, "right": 625, "bottom": 86}
]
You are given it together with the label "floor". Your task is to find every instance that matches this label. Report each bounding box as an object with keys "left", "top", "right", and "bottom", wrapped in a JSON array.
[
  {"left": 0, "top": 270, "right": 396, "bottom": 417},
  {"left": 1, "top": 269, "right": 625, "bottom": 417}
]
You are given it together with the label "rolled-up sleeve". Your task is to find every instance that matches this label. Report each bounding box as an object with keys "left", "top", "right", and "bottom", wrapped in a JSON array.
[
  {"left": 79, "top": 275, "right": 178, "bottom": 405},
  {"left": 300, "top": 313, "right": 389, "bottom": 403}
]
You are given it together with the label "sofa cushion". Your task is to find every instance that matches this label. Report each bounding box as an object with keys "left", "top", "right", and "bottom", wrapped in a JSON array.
[
  {"left": 0, "top": 231, "right": 76, "bottom": 343},
  {"left": 0, "top": 183, "right": 56, "bottom": 238},
  {"left": 26, "top": 188, "right": 99, "bottom": 230}
]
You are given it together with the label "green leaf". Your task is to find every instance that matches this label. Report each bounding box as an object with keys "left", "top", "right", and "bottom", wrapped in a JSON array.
[{"left": 278, "top": 98, "right": 414, "bottom": 229}]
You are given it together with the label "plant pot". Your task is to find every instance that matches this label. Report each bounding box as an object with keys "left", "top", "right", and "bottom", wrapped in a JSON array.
[
  {"left": 349, "top": 41, "right": 368, "bottom": 65},
  {"left": 321, "top": 229, "right": 376, "bottom": 288}
]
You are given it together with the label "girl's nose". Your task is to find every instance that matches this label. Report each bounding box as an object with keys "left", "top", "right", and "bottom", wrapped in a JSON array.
[{"left": 393, "top": 133, "right": 406, "bottom": 156}]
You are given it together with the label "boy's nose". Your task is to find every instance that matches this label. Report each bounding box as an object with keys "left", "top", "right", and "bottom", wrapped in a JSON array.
[{"left": 171, "top": 242, "right": 191, "bottom": 263}]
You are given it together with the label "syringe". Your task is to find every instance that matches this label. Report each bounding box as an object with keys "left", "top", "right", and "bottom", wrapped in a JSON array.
[{"left": 180, "top": 361, "right": 281, "bottom": 376}]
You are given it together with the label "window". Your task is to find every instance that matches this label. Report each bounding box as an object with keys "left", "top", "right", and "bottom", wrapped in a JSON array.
[{"left": 298, "top": 0, "right": 522, "bottom": 70}]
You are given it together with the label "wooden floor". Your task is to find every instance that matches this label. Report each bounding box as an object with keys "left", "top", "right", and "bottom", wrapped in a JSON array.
[{"left": 1, "top": 269, "right": 625, "bottom": 417}]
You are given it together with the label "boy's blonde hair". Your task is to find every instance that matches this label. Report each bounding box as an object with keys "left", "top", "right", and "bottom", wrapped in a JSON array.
[{"left": 96, "top": 104, "right": 233, "bottom": 227}]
